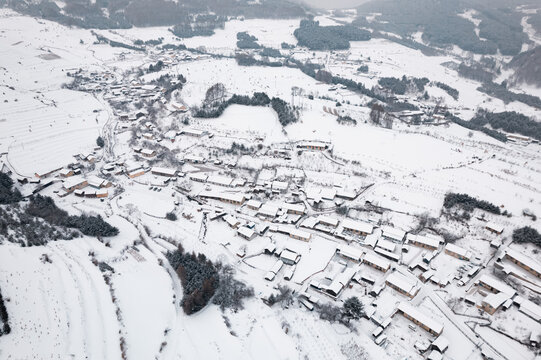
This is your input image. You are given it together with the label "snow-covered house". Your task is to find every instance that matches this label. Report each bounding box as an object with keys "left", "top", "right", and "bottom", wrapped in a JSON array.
[
  {"left": 394, "top": 302, "right": 444, "bottom": 336},
  {"left": 385, "top": 272, "right": 420, "bottom": 298},
  {"left": 444, "top": 243, "right": 472, "bottom": 261},
  {"left": 363, "top": 253, "right": 391, "bottom": 272},
  {"left": 342, "top": 219, "right": 373, "bottom": 236}
]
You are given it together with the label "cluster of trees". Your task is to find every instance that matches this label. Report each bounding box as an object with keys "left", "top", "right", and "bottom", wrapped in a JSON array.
[
  {"left": 477, "top": 82, "right": 541, "bottom": 110},
  {"left": 270, "top": 97, "right": 298, "bottom": 126},
  {"left": 447, "top": 113, "right": 507, "bottom": 143},
  {"left": 166, "top": 246, "right": 253, "bottom": 314},
  {"left": 378, "top": 76, "right": 429, "bottom": 95},
  {"left": 294, "top": 19, "right": 370, "bottom": 50},
  {"left": 26, "top": 195, "right": 119, "bottom": 237},
  {"left": 96, "top": 136, "right": 105, "bottom": 148},
  {"left": 226, "top": 142, "right": 255, "bottom": 155},
  {"left": 470, "top": 110, "right": 541, "bottom": 142},
  {"left": 236, "top": 32, "right": 261, "bottom": 49},
  {"left": 337, "top": 115, "right": 357, "bottom": 126},
  {"left": 0, "top": 173, "right": 22, "bottom": 205},
  {"left": 260, "top": 47, "right": 282, "bottom": 58},
  {"left": 281, "top": 42, "right": 295, "bottom": 49},
  {"left": 266, "top": 285, "right": 294, "bottom": 307},
  {"left": 171, "top": 14, "right": 226, "bottom": 38},
  {"left": 317, "top": 297, "right": 365, "bottom": 325},
  {"left": 147, "top": 60, "right": 164, "bottom": 73},
  {"left": 165, "top": 212, "right": 177, "bottom": 221},
  {"left": 357, "top": 65, "right": 369, "bottom": 73},
  {"left": 434, "top": 82, "right": 459, "bottom": 100},
  {"left": 167, "top": 247, "right": 219, "bottom": 314},
  {"left": 443, "top": 192, "right": 501, "bottom": 215},
  {"left": 512, "top": 227, "right": 541, "bottom": 247}
]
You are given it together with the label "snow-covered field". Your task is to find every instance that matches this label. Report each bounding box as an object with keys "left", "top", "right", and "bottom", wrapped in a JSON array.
[{"left": 1, "top": 7, "right": 541, "bottom": 360}]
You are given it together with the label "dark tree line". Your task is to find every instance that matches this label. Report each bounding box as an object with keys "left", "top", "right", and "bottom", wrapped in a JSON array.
[
  {"left": 0, "top": 173, "right": 22, "bottom": 205},
  {"left": 195, "top": 92, "right": 271, "bottom": 118},
  {"left": 434, "top": 82, "right": 459, "bottom": 100},
  {"left": 470, "top": 110, "right": 541, "bottom": 142},
  {"left": 26, "top": 195, "right": 118, "bottom": 237},
  {"left": 446, "top": 113, "right": 507, "bottom": 143},
  {"left": 92, "top": 32, "right": 144, "bottom": 52},
  {"left": 294, "top": 19, "right": 370, "bottom": 51},
  {"left": 477, "top": 82, "right": 541, "bottom": 110},
  {"left": 443, "top": 192, "right": 501, "bottom": 215},
  {"left": 458, "top": 63, "right": 495, "bottom": 83},
  {"left": 235, "top": 54, "right": 283, "bottom": 67},
  {"left": 512, "top": 227, "right": 541, "bottom": 247}
]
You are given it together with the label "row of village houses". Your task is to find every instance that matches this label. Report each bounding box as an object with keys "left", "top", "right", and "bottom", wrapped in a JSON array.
[
  {"left": 59, "top": 175, "right": 112, "bottom": 198},
  {"left": 200, "top": 189, "right": 487, "bottom": 269}
]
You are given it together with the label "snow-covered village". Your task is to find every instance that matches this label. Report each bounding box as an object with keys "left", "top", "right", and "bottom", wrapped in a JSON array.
[{"left": 1, "top": 0, "right": 541, "bottom": 359}]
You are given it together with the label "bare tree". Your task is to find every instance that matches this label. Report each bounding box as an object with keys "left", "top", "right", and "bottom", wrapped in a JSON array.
[
  {"left": 369, "top": 103, "right": 385, "bottom": 125},
  {"left": 205, "top": 83, "right": 227, "bottom": 105}
]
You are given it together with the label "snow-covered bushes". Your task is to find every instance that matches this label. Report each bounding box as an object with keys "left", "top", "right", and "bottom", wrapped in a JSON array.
[
  {"left": 443, "top": 192, "right": 501, "bottom": 215},
  {"left": 0, "top": 173, "right": 22, "bottom": 205},
  {"left": 212, "top": 264, "right": 254, "bottom": 311},
  {"left": 512, "top": 227, "right": 541, "bottom": 247}
]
